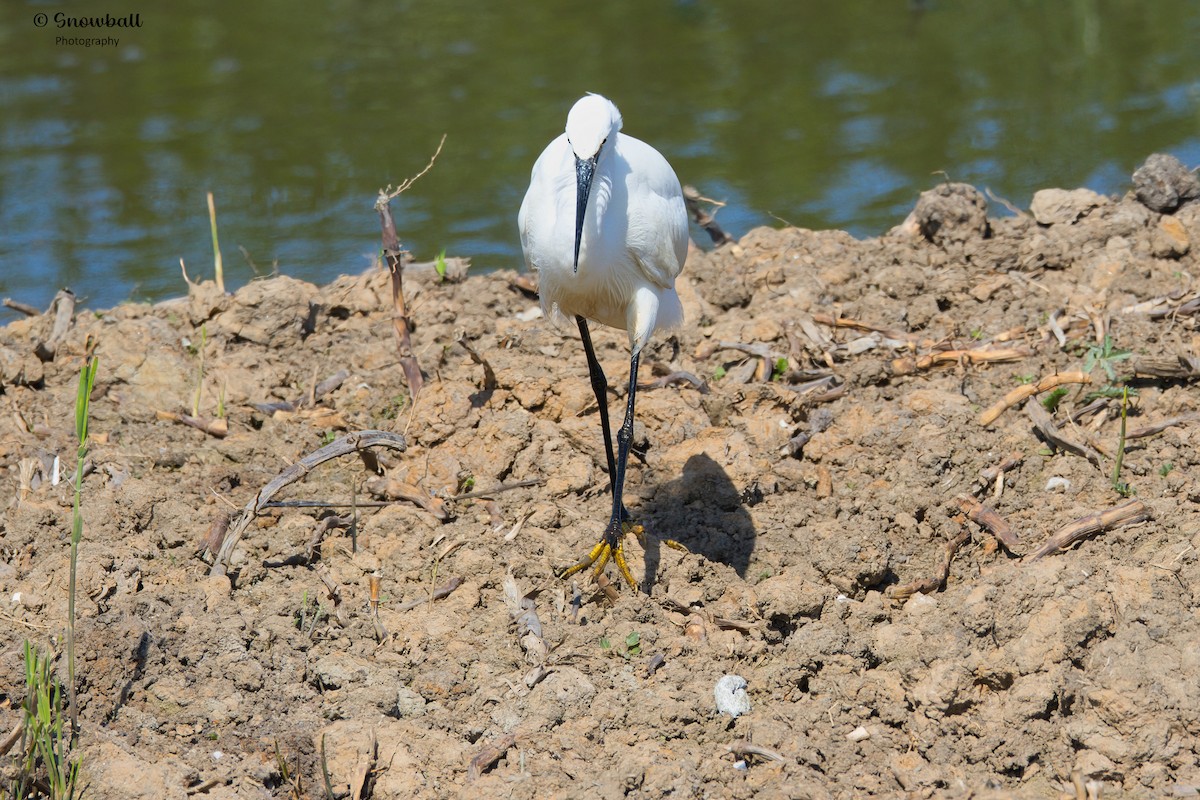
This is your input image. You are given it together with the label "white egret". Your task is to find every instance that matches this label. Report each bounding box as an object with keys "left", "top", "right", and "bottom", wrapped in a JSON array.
[{"left": 518, "top": 93, "right": 688, "bottom": 590}]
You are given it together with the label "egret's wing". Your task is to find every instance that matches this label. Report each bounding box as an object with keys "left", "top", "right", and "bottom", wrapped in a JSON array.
[
  {"left": 619, "top": 134, "right": 688, "bottom": 289},
  {"left": 518, "top": 134, "right": 572, "bottom": 273}
]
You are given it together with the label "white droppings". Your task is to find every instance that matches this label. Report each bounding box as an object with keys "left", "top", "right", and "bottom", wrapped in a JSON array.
[{"left": 715, "top": 674, "right": 751, "bottom": 718}]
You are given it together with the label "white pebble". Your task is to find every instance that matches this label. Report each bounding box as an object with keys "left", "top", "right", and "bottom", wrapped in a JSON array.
[
  {"left": 714, "top": 674, "right": 751, "bottom": 718},
  {"left": 1045, "top": 476, "right": 1071, "bottom": 492},
  {"left": 847, "top": 725, "right": 870, "bottom": 742}
]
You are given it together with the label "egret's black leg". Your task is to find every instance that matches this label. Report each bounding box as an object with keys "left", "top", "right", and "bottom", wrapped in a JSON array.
[
  {"left": 575, "top": 316, "right": 632, "bottom": 522},
  {"left": 576, "top": 316, "right": 617, "bottom": 492},
  {"left": 559, "top": 333, "right": 645, "bottom": 590}
]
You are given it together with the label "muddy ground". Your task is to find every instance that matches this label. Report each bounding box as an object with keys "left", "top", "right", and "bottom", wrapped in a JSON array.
[{"left": 3, "top": 156, "right": 1200, "bottom": 799}]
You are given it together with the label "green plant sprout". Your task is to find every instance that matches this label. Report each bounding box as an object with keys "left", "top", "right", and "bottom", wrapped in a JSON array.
[
  {"left": 1041, "top": 386, "right": 1069, "bottom": 412},
  {"left": 1083, "top": 335, "right": 1132, "bottom": 382},
  {"left": 1111, "top": 386, "right": 1133, "bottom": 497},
  {"left": 10, "top": 642, "right": 81, "bottom": 800},
  {"left": 68, "top": 356, "right": 97, "bottom": 743},
  {"left": 435, "top": 249, "right": 448, "bottom": 281},
  {"left": 771, "top": 357, "right": 788, "bottom": 381}
]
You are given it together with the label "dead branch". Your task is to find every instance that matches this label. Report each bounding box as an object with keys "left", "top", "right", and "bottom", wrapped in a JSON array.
[
  {"left": 890, "top": 529, "right": 971, "bottom": 602},
  {"left": 467, "top": 733, "right": 517, "bottom": 783},
  {"left": 683, "top": 185, "right": 735, "bottom": 246},
  {"left": 1125, "top": 412, "right": 1200, "bottom": 440},
  {"left": 639, "top": 370, "right": 710, "bottom": 393},
  {"left": 726, "top": 740, "right": 788, "bottom": 764},
  {"left": 979, "top": 371, "right": 1092, "bottom": 426},
  {"left": 456, "top": 334, "right": 497, "bottom": 392},
  {"left": 979, "top": 452, "right": 1024, "bottom": 486},
  {"left": 954, "top": 494, "right": 1020, "bottom": 552},
  {"left": 1026, "top": 499, "right": 1151, "bottom": 561},
  {"left": 0, "top": 719, "right": 21, "bottom": 757},
  {"left": 363, "top": 476, "right": 448, "bottom": 520},
  {"left": 306, "top": 515, "right": 353, "bottom": 562},
  {"left": 209, "top": 430, "right": 407, "bottom": 576},
  {"left": 1025, "top": 399, "right": 1103, "bottom": 468},
  {"left": 1130, "top": 354, "right": 1200, "bottom": 380},
  {"left": 3, "top": 298, "right": 41, "bottom": 317},
  {"left": 810, "top": 313, "right": 913, "bottom": 343},
  {"left": 316, "top": 565, "right": 348, "bottom": 627},
  {"left": 375, "top": 136, "right": 445, "bottom": 402},
  {"left": 394, "top": 577, "right": 464, "bottom": 612},
  {"left": 891, "top": 345, "right": 1031, "bottom": 376},
  {"left": 451, "top": 478, "right": 541, "bottom": 501}
]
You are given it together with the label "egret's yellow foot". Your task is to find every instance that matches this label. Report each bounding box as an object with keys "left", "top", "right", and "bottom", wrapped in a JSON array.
[{"left": 559, "top": 521, "right": 646, "bottom": 590}]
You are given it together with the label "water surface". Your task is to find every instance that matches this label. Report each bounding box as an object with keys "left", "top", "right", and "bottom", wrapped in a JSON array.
[{"left": 2, "top": 0, "right": 1198, "bottom": 320}]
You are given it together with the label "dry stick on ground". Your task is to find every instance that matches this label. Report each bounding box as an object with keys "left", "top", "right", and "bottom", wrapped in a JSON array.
[
  {"left": 1026, "top": 499, "right": 1151, "bottom": 561},
  {"left": 639, "top": 370, "right": 709, "bottom": 393},
  {"left": 954, "top": 494, "right": 1020, "bottom": 553},
  {"left": 3, "top": 298, "right": 41, "bottom": 317},
  {"left": 890, "top": 529, "right": 971, "bottom": 602},
  {"left": 394, "top": 577, "right": 464, "bottom": 612},
  {"left": 1024, "top": 399, "right": 1104, "bottom": 468},
  {"left": 209, "top": 430, "right": 407, "bottom": 576},
  {"left": 1125, "top": 411, "right": 1200, "bottom": 440},
  {"left": 317, "top": 565, "right": 349, "bottom": 626},
  {"left": 456, "top": 334, "right": 497, "bottom": 392},
  {"left": 810, "top": 312, "right": 913, "bottom": 344},
  {"left": 726, "top": 740, "right": 788, "bottom": 765},
  {"left": 682, "top": 185, "right": 735, "bottom": 246},
  {"left": 978, "top": 451, "right": 1025, "bottom": 498},
  {"left": 979, "top": 371, "right": 1092, "bottom": 426},
  {"left": 467, "top": 733, "right": 518, "bottom": 783},
  {"left": 375, "top": 134, "right": 445, "bottom": 401},
  {"left": 891, "top": 345, "right": 1031, "bottom": 376},
  {"left": 1130, "top": 354, "right": 1200, "bottom": 380},
  {"left": 363, "top": 475, "right": 448, "bottom": 520}
]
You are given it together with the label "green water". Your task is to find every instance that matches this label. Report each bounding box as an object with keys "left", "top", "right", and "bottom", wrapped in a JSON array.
[{"left": 1, "top": 0, "right": 1198, "bottom": 319}]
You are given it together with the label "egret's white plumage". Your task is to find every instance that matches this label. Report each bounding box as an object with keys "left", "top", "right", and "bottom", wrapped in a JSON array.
[
  {"left": 518, "top": 93, "right": 689, "bottom": 590},
  {"left": 519, "top": 93, "right": 688, "bottom": 354}
]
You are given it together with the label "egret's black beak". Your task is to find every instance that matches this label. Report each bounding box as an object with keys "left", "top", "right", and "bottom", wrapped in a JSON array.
[{"left": 573, "top": 153, "right": 598, "bottom": 273}]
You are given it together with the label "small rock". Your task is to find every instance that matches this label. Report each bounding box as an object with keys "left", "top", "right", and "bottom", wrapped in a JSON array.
[
  {"left": 847, "top": 726, "right": 870, "bottom": 742},
  {"left": 907, "top": 183, "right": 990, "bottom": 245},
  {"left": 1152, "top": 215, "right": 1191, "bottom": 257},
  {"left": 393, "top": 690, "right": 427, "bottom": 719},
  {"left": 1133, "top": 153, "right": 1200, "bottom": 212},
  {"left": 714, "top": 674, "right": 751, "bottom": 718},
  {"left": 1029, "top": 188, "right": 1108, "bottom": 225}
]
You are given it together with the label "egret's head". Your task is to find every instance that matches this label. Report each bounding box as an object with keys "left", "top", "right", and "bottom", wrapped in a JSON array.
[
  {"left": 565, "top": 93, "right": 622, "bottom": 161},
  {"left": 566, "top": 94, "right": 622, "bottom": 272}
]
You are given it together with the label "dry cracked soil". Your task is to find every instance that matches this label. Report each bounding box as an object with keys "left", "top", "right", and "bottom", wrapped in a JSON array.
[{"left": 3, "top": 154, "right": 1200, "bottom": 799}]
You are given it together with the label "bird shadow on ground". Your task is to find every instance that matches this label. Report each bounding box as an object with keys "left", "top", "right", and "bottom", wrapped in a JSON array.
[{"left": 637, "top": 452, "right": 757, "bottom": 592}]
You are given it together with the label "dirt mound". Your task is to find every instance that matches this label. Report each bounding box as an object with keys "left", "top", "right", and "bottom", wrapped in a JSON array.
[{"left": 3, "top": 156, "right": 1200, "bottom": 798}]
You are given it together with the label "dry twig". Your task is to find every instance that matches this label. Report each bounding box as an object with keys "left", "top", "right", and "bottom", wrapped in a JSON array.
[
  {"left": 979, "top": 371, "right": 1092, "bottom": 426},
  {"left": 1025, "top": 399, "right": 1103, "bottom": 468},
  {"left": 375, "top": 135, "right": 446, "bottom": 401},
  {"left": 892, "top": 345, "right": 1031, "bottom": 376},
  {"left": 954, "top": 494, "right": 1020, "bottom": 552},
  {"left": 210, "top": 430, "right": 407, "bottom": 575},
  {"left": 891, "top": 529, "right": 971, "bottom": 602},
  {"left": 1027, "top": 499, "right": 1150, "bottom": 561}
]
